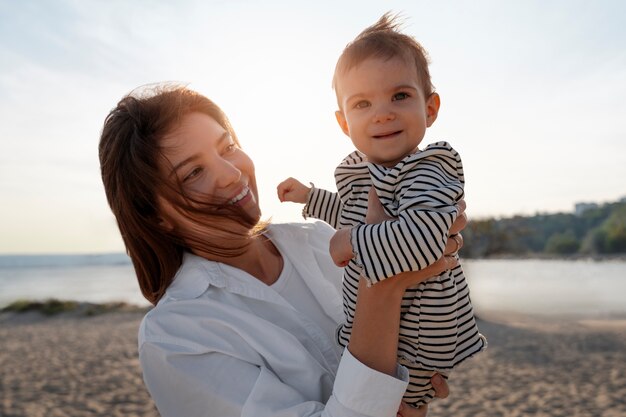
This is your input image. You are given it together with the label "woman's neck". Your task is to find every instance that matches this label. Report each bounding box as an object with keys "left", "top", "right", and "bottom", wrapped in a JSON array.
[{"left": 197, "top": 233, "right": 283, "bottom": 285}]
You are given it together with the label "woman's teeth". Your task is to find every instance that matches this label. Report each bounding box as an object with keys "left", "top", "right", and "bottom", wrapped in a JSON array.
[{"left": 229, "top": 187, "right": 249, "bottom": 204}]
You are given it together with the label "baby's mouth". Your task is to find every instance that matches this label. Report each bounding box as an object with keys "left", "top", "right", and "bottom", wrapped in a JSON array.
[{"left": 373, "top": 130, "right": 402, "bottom": 139}]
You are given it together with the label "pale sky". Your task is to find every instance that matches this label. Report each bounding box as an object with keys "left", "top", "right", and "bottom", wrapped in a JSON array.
[{"left": 1, "top": 0, "right": 625, "bottom": 254}]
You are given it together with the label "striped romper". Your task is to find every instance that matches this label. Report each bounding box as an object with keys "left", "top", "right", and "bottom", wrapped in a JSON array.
[{"left": 304, "top": 141, "right": 487, "bottom": 406}]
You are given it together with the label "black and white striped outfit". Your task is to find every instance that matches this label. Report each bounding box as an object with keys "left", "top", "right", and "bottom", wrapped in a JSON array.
[{"left": 304, "top": 141, "right": 487, "bottom": 406}]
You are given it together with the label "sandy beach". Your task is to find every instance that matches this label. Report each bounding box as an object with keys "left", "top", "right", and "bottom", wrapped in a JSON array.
[{"left": 1, "top": 309, "right": 625, "bottom": 417}]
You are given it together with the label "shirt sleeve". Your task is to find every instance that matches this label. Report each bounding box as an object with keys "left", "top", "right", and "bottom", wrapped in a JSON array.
[
  {"left": 351, "top": 209, "right": 457, "bottom": 284},
  {"left": 139, "top": 342, "right": 409, "bottom": 417},
  {"left": 303, "top": 187, "right": 343, "bottom": 230}
]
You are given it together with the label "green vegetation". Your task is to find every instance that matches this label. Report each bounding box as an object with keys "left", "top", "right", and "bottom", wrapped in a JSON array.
[
  {"left": 461, "top": 201, "right": 626, "bottom": 258},
  {"left": 1, "top": 299, "right": 144, "bottom": 316},
  {"left": 83, "top": 302, "right": 134, "bottom": 316},
  {"left": 2, "top": 299, "right": 79, "bottom": 315}
]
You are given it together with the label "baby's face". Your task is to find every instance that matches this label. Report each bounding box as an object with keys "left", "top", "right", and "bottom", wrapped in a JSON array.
[{"left": 335, "top": 56, "right": 439, "bottom": 167}]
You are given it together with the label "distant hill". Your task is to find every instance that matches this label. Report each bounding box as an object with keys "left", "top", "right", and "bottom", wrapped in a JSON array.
[{"left": 462, "top": 200, "right": 626, "bottom": 258}]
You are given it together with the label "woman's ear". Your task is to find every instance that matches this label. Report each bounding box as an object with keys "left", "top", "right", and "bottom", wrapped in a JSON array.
[
  {"left": 156, "top": 196, "right": 175, "bottom": 231},
  {"left": 158, "top": 216, "right": 174, "bottom": 231},
  {"left": 335, "top": 110, "right": 350, "bottom": 137},
  {"left": 426, "top": 93, "right": 441, "bottom": 127}
]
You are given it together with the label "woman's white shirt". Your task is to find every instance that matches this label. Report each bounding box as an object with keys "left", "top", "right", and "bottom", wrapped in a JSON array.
[
  {"left": 138, "top": 221, "right": 409, "bottom": 417},
  {"left": 268, "top": 251, "right": 338, "bottom": 344}
]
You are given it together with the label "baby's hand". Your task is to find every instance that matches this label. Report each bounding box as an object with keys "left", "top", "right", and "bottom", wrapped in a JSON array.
[
  {"left": 277, "top": 177, "right": 310, "bottom": 203},
  {"left": 329, "top": 228, "right": 354, "bottom": 267}
]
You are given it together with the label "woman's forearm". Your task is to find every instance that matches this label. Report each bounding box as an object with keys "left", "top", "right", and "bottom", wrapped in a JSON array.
[
  {"left": 347, "top": 255, "right": 458, "bottom": 376},
  {"left": 348, "top": 276, "right": 404, "bottom": 376}
]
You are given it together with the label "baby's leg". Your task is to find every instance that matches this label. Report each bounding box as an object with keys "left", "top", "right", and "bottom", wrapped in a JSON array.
[{"left": 398, "top": 358, "right": 446, "bottom": 407}]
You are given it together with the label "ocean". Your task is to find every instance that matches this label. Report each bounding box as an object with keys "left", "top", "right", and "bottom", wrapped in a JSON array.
[
  {"left": 463, "top": 258, "right": 626, "bottom": 318},
  {"left": 1, "top": 255, "right": 625, "bottom": 318},
  {"left": 0, "top": 254, "right": 149, "bottom": 308}
]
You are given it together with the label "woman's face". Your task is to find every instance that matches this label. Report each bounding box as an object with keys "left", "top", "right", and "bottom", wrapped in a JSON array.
[{"left": 157, "top": 112, "right": 260, "bottom": 232}]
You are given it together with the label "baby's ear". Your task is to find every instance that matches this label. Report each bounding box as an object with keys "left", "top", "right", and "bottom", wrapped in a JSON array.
[
  {"left": 426, "top": 93, "right": 441, "bottom": 127},
  {"left": 335, "top": 110, "right": 350, "bottom": 137}
]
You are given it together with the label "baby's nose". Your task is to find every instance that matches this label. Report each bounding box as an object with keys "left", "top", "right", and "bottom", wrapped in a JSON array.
[{"left": 373, "top": 108, "right": 396, "bottom": 123}]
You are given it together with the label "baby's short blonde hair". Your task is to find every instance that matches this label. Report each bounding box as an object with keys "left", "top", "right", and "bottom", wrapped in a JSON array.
[{"left": 333, "top": 12, "right": 434, "bottom": 103}]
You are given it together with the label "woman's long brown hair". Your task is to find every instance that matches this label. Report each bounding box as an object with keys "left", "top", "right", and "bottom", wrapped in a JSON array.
[{"left": 99, "top": 85, "right": 258, "bottom": 305}]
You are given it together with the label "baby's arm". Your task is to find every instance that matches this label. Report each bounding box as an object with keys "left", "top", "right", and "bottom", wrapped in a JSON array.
[
  {"left": 354, "top": 142, "right": 464, "bottom": 283},
  {"left": 329, "top": 187, "right": 395, "bottom": 267},
  {"left": 352, "top": 207, "right": 458, "bottom": 284},
  {"left": 277, "top": 177, "right": 343, "bottom": 229}
]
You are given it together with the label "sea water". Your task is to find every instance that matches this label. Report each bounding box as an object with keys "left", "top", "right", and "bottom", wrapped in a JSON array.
[
  {"left": 0, "top": 254, "right": 149, "bottom": 308},
  {"left": 464, "top": 258, "right": 626, "bottom": 318},
  {"left": 1, "top": 255, "right": 625, "bottom": 318}
]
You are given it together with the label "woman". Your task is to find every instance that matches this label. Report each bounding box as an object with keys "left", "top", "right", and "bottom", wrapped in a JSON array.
[{"left": 99, "top": 85, "right": 464, "bottom": 417}]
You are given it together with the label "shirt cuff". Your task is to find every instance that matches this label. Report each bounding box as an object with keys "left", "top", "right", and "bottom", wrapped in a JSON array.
[
  {"left": 302, "top": 183, "right": 316, "bottom": 219},
  {"left": 332, "top": 348, "right": 409, "bottom": 417}
]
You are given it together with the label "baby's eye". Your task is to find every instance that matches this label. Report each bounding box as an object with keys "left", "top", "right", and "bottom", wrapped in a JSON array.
[
  {"left": 354, "top": 100, "right": 370, "bottom": 109},
  {"left": 392, "top": 92, "right": 410, "bottom": 101},
  {"left": 184, "top": 167, "right": 202, "bottom": 182}
]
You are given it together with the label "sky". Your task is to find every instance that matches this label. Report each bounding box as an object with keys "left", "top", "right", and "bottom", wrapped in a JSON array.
[{"left": 0, "top": 0, "right": 625, "bottom": 254}]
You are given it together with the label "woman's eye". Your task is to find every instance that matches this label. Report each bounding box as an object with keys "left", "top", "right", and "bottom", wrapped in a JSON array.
[
  {"left": 354, "top": 100, "right": 370, "bottom": 109},
  {"left": 184, "top": 167, "right": 202, "bottom": 182},
  {"left": 224, "top": 143, "right": 237, "bottom": 154},
  {"left": 393, "top": 92, "right": 410, "bottom": 101}
]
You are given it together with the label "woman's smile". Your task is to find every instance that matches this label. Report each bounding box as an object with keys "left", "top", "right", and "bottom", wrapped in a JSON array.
[{"left": 228, "top": 186, "right": 251, "bottom": 205}]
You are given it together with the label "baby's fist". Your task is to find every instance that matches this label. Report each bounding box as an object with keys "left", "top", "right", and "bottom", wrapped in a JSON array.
[
  {"left": 329, "top": 228, "right": 354, "bottom": 267},
  {"left": 277, "top": 178, "right": 310, "bottom": 203}
]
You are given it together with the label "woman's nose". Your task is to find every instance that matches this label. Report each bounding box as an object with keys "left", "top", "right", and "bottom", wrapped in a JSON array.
[{"left": 215, "top": 158, "right": 242, "bottom": 189}]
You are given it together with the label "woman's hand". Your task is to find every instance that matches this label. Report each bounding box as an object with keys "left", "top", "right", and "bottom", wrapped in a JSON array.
[
  {"left": 444, "top": 199, "right": 466, "bottom": 255},
  {"left": 364, "top": 187, "right": 394, "bottom": 224},
  {"left": 396, "top": 374, "right": 450, "bottom": 417},
  {"left": 449, "top": 199, "right": 467, "bottom": 235}
]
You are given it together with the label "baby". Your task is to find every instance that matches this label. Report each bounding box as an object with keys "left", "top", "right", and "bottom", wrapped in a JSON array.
[{"left": 278, "top": 13, "right": 486, "bottom": 406}]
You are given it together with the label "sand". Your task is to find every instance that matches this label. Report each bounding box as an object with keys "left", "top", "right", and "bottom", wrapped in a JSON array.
[
  {"left": 1, "top": 309, "right": 625, "bottom": 417},
  {"left": 0, "top": 310, "right": 158, "bottom": 417},
  {"left": 431, "top": 312, "right": 626, "bottom": 417}
]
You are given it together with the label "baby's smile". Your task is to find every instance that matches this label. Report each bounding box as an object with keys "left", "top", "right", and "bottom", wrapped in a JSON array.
[{"left": 372, "top": 130, "right": 403, "bottom": 139}]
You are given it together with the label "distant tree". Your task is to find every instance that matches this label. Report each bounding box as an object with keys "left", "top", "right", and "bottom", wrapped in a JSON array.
[
  {"left": 602, "top": 205, "right": 626, "bottom": 253},
  {"left": 581, "top": 205, "right": 626, "bottom": 254},
  {"left": 500, "top": 216, "right": 536, "bottom": 253},
  {"left": 462, "top": 219, "right": 513, "bottom": 257},
  {"left": 464, "top": 201, "right": 626, "bottom": 257},
  {"left": 544, "top": 230, "right": 580, "bottom": 255}
]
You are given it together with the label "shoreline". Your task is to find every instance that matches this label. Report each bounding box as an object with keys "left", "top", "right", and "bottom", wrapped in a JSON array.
[
  {"left": 4, "top": 298, "right": 626, "bottom": 323},
  {"left": 464, "top": 253, "right": 626, "bottom": 262},
  {"left": 2, "top": 309, "right": 626, "bottom": 416}
]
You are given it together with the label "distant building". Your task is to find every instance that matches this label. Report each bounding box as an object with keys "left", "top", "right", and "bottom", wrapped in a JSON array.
[{"left": 575, "top": 202, "right": 598, "bottom": 216}]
